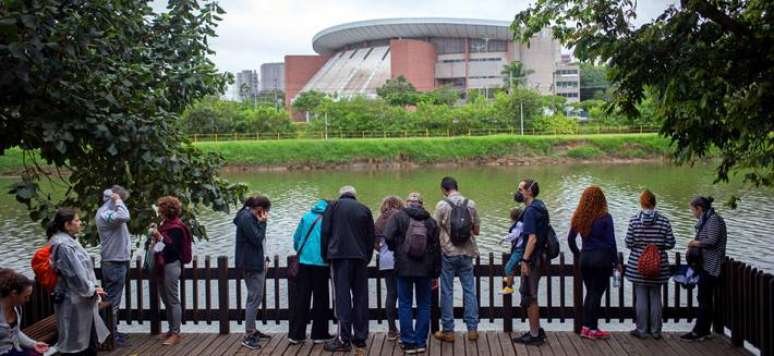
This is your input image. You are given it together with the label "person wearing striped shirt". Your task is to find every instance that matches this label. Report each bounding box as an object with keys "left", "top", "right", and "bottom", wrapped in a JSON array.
[
  {"left": 624, "top": 190, "right": 675, "bottom": 339},
  {"left": 681, "top": 196, "right": 727, "bottom": 342}
]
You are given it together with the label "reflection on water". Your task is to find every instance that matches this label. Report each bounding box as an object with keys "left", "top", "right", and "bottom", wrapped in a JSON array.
[{"left": 1, "top": 162, "right": 772, "bottom": 274}]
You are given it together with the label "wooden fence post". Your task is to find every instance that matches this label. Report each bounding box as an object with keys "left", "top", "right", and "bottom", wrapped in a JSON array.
[
  {"left": 431, "top": 280, "right": 440, "bottom": 333},
  {"left": 572, "top": 253, "right": 583, "bottom": 334},
  {"left": 217, "top": 256, "right": 230, "bottom": 334},
  {"left": 502, "top": 253, "right": 513, "bottom": 333},
  {"left": 149, "top": 268, "right": 161, "bottom": 335}
]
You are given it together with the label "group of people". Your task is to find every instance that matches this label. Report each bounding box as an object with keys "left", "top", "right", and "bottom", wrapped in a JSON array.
[{"left": 0, "top": 177, "right": 728, "bottom": 355}]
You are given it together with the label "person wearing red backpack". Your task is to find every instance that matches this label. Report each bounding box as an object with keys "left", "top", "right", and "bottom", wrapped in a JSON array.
[
  {"left": 567, "top": 186, "right": 620, "bottom": 341},
  {"left": 150, "top": 196, "right": 192, "bottom": 346},
  {"left": 624, "top": 190, "right": 675, "bottom": 340}
]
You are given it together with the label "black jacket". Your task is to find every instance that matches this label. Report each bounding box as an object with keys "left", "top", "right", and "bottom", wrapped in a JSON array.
[
  {"left": 321, "top": 194, "right": 375, "bottom": 262},
  {"left": 384, "top": 205, "right": 442, "bottom": 278},
  {"left": 234, "top": 207, "right": 267, "bottom": 272}
]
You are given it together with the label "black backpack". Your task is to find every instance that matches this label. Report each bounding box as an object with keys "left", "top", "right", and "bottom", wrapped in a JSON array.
[
  {"left": 444, "top": 198, "right": 473, "bottom": 246},
  {"left": 403, "top": 218, "right": 429, "bottom": 259},
  {"left": 522, "top": 204, "right": 560, "bottom": 260}
]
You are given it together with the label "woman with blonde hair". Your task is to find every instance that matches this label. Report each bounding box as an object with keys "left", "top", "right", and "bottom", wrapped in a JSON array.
[{"left": 567, "top": 186, "right": 619, "bottom": 340}]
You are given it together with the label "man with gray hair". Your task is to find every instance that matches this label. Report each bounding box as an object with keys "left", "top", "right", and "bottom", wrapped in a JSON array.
[
  {"left": 321, "top": 186, "right": 375, "bottom": 352},
  {"left": 96, "top": 185, "right": 131, "bottom": 346}
]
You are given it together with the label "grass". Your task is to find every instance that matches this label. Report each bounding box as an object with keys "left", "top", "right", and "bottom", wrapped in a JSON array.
[{"left": 0, "top": 134, "right": 674, "bottom": 174}]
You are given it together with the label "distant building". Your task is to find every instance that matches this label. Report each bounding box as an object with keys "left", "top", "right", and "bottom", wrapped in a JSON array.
[
  {"left": 283, "top": 17, "right": 582, "bottom": 116},
  {"left": 235, "top": 69, "right": 259, "bottom": 102},
  {"left": 261, "top": 63, "right": 285, "bottom": 92}
]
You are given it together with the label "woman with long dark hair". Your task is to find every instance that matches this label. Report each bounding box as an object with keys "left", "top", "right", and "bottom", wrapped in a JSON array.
[
  {"left": 48, "top": 208, "right": 109, "bottom": 355},
  {"left": 681, "top": 196, "right": 727, "bottom": 342},
  {"left": 567, "top": 186, "right": 619, "bottom": 340},
  {"left": 0, "top": 269, "right": 49, "bottom": 356},
  {"left": 374, "top": 196, "right": 405, "bottom": 341}
]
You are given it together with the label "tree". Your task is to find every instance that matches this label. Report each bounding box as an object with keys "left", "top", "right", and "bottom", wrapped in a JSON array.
[
  {"left": 513, "top": 0, "right": 774, "bottom": 198},
  {"left": 501, "top": 62, "right": 534, "bottom": 90},
  {"left": 377, "top": 75, "right": 418, "bottom": 106},
  {"left": 493, "top": 88, "right": 543, "bottom": 130},
  {"left": 292, "top": 90, "right": 327, "bottom": 115},
  {"left": 579, "top": 63, "right": 609, "bottom": 100},
  {"left": 418, "top": 86, "right": 460, "bottom": 106},
  {"left": 1, "top": 0, "right": 247, "bottom": 243}
]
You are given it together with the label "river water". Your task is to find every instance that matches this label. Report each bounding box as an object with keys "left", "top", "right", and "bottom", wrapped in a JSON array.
[{"left": 1, "top": 162, "right": 772, "bottom": 274}]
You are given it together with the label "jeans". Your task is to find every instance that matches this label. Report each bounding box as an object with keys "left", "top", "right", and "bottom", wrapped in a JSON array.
[
  {"left": 397, "top": 276, "right": 432, "bottom": 348},
  {"left": 440, "top": 255, "right": 478, "bottom": 332},
  {"left": 159, "top": 260, "right": 182, "bottom": 334},
  {"left": 693, "top": 271, "right": 718, "bottom": 335},
  {"left": 289, "top": 264, "right": 330, "bottom": 340},
  {"left": 580, "top": 250, "right": 611, "bottom": 330},
  {"left": 504, "top": 248, "right": 524, "bottom": 276},
  {"left": 384, "top": 270, "right": 398, "bottom": 333},
  {"left": 331, "top": 259, "right": 369, "bottom": 343},
  {"left": 634, "top": 283, "right": 663, "bottom": 334},
  {"left": 244, "top": 269, "right": 267, "bottom": 334},
  {"left": 101, "top": 260, "right": 129, "bottom": 332}
]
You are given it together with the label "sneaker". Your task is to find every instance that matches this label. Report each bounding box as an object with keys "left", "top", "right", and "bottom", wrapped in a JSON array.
[
  {"left": 499, "top": 287, "right": 514, "bottom": 295},
  {"left": 681, "top": 332, "right": 711, "bottom": 342},
  {"left": 353, "top": 339, "right": 367, "bottom": 348},
  {"left": 324, "top": 339, "right": 352, "bottom": 352},
  {"left": 651, "top": 333, "right": 663, "bottom": 340},
  {"left": 414, "top": 346, "right": 427, "bottom": 353},
  {"left": 403, "top": 345, "right": 417, "bottom": 354},
  {"left": 467, "top": 330, "right": 479, "bottom": 341},
  {"left": 114, "top": 333, "right": 131, "bottom": 347},
  {"left": 433, "top": 330, "right": 454, "bottom": 343},
  {"left": 512, "top": 331, "right": 545, "bottom": 346},
  {"left": 241, "top": 334, "right": 260, "bottom": 350},
  {"left": 253, "top": 330, "right": 271, "bottom": 339},
  {"left": 387, "top": 330, "right": 400, "bottom": 341},
  {"left": 288, "top": 337, "right": 304, "bottom": 345},
  {"left": 591, "top": 329, "right": 610, "bottom": 339},
  {"left": 580, "top": 327, "right": 596, "bottom": 340},
  {"left": 162, "top": 333, "right": 181, "bottom": 346},
  {"left": 629, "top": 330, "right": 648, "bottom": 339},
  {"left": 312, "top": 334, "right": 334, "bottom": 344}
]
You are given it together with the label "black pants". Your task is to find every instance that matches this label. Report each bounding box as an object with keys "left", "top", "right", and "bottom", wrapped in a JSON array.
[
  {"left": 580, "top": 250, "right": 612, "bottom": 330},
  {"left": 289, "top": 264, "right": 331, "bottom": 340},
  {"left": 331, "top": 259, "right": 369, "bottom": 344},
  {"left": 693, "top": 271, "right": 718, "bottom": 335},
  {"left": 384, "top": 270, "right": 398, "bottom": 333}
]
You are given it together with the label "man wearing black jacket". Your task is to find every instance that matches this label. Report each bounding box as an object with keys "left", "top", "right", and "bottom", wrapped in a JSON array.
[
  {"left": 384, "top": 192, "right": 441, "bottom": 354},
  {"left": 321, "top": 186, "right": 375, "bottom": 352}
]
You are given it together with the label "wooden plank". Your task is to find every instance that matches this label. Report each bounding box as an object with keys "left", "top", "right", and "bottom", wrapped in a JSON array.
[
  {"left": 273, "top": 256, "right": 281, "bottom": 325},
  {"left": 205, "top": 256, "right": 213, "bottom": 325},
  {"left": 546, "top": 257, "right": 553, "bottom": 323},
  {"left": 267, "top": 333, "right": 291, "bottom": 356},
  {"left": 485, "top": 331, "right": 503, "bottom": 356},
  {"left": 510, "top": 331, "right": 529, "bottom": 355},
  {"left": 601, "top": 333, "right": 627, "bottom": 356},
  {"left": 429, "top": 328, "right": 444, "bottom": 356},
  {"left": 453, "top": 332, "right": 465, "bottom": 356},
  {"left": 554, "top": 332, "right": 581, "bottom": 356},
  {"left": 257, "top": 332, "right": 285, "bottom": 356},
  {"left": 497, "top": 332, "right": 517, "bottom": 356},
  {"left": 161, "top": 332, "right": 211, "bottom": 356},
  {"left": 559, "top": 253, "right": 566, "bottom": 323},
  {"left": 545, "top": 332, "right": 568, "bottom": 356},
  {"left": 135, "top": 260, "right": 144, "bottom": 325},
  {"left": 218, "top": 256, "right": 231, "bottom": 334},
  {"left": 367, "top": 332, "right": 386, "bottom": 356}
]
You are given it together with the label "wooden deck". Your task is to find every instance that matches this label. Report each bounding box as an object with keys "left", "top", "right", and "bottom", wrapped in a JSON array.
[{"left": 104, "top": 331, "right": 750, "bottom": 356}]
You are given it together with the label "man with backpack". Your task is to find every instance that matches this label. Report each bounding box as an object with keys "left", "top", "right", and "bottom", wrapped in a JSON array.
[
  {"left": 384, "top": 192, "right": 441, "bottom": 354},
  {"left": 234, "top": 196, "right": 272, "bottom": 350},
  {"left": 512, "top": 179, "right": 550, "bottom": 346},
  {"left": 432, "top": 177, "right": 481, "bottom": 343},
  {"left": 95, "top": 185, "right": 131, "bottom": 347},
  {"left": 321, "top": 186, "right": 375, "bottom": 352}
]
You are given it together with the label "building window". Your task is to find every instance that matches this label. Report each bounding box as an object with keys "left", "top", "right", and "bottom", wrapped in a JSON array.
[
  {"left": 441, "top": 59, "right": 465, "bottom": 63},
  {"left": 556, "top": 81, "right": 578, "bottom": 88},
  {"left": 431, "top": 38, "right": 466, "bottom": 54},
  {"left": 469, "top": 58, "right": 502, "bottom": 62},
  {"left": 556, "top": 69, "right": 579, "bottom": 75},
  {"left": 469, "top": 75, "right": 500, "bottom": 79},
  {"left": 558, "top": 92, "right": 579, "bottom": 98},
  {"left": 468, "top": 39, "right": 507, "bottom": 53}
]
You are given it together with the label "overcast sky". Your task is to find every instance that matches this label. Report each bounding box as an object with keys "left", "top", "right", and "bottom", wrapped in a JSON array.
[{"left": 152, "top": 0, "right": 677, "bottom": 75}]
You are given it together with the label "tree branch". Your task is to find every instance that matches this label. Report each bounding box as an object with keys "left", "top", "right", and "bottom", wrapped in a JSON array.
[{"left": 682, "top": 0, "right": 751, "bottom": 39}]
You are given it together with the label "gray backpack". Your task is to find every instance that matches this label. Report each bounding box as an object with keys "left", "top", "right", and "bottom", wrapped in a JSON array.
[{"left": 403, "top": 218, "right": 428, "bottom": 259}]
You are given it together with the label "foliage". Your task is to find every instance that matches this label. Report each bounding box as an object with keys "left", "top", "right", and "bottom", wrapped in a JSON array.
[
  {"left": 566, "top": 146, "right": 603, "bottom": 159},
  {"left": 492, "top": 89, "right": 543, "bottom": 129},
  {"left": 418, "top": 86, "right": 460, "bottom": 106},
  {"left": 376, "top": 75, "right": 419, "bottom": 106},
  {"left": 291, "top": 90, "right": 328, "bottom": 114},
  {"left": 501, "top": 61, "right": 534, "bottom": 90},
  {"left": 0, "top": 0, "right": 247, "bottom": 243},
  {"left": 579, "top": 63, "right": 609, "bottom": 100},
  {"left": 533, "top": 115, "right": 580, "bottom": 134},
  {"left": 512, "top": 0, "right": 774, "bottom": 197}
]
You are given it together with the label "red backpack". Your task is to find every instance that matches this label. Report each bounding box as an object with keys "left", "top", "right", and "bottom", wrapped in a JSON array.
[
  {"left": 31, "top": 244, "right": 57, "bottom": 291},
  {"left": 637, "top": 244, "right": 661, "bottom": 279}
]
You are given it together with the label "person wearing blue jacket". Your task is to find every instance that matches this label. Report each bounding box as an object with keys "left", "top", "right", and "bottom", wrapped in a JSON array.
[{"left": 288, "top": 199, "right": 333, "bottom": 345}]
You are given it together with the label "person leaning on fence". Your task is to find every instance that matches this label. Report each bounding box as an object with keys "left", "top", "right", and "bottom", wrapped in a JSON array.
[
  {"left": 567, "top": 186, "right": 620, "bottom": 341},
  {"left": 374, "top": 196, "right": 405, "bottom": 342},
  {"left": 433, "top": 176, "right": 481, "bottom": 343},
  {"left": 500, "top": 207, "right": 524, "bottom": 295},
  {"left": 384, "top": 192, "right": 441, "bottom": 354},
  {"left": 624, "top": 190, "right": 675, "bottom": 340},
  {"left": 511, "top": 179, "right": 548, "bottom": 346},
  {"left": 681, "top": 196, "right": 727, "bottom": 342},
  {"left": 95, "top": 185, "right": 131, "bottom": 347},
  {"left": 287, "top": 199, "right": 334, "bottom": 345},
  {"left": 321, "top": 186, "right": 375, "bottom": 352},
  {"left": 48, "top": 207, "right": 110, "bottom": 356},
  {"left": 0, "top": 269, "right": 49, "bottom": 356},
  {"left": 150, "top": 196, "right": 192, "bottom": 346},
  {"left": 234, "top": 196, "right": 273, "bottom": 349}
]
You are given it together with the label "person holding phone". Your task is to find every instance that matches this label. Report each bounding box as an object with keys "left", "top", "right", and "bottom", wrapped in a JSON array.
[
  {"left": 48, "top": 207, "right": 110, "bottom": 356},
  {"left": 234, "top": 196, "right": 272, "bottom": 349}
]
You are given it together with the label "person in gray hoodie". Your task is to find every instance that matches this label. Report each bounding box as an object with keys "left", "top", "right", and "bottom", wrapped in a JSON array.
[{"left": 95, "top": 185, "right": 131, "bottom": 346}]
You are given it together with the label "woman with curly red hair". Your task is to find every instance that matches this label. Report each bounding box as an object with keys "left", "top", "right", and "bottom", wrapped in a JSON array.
[{"left": 567, "top": 186, "right": 620, "bottom": 340}]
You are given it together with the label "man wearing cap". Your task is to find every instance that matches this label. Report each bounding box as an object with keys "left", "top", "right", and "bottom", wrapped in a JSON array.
[
  {"left": 321, "top": 186, "right": 375, "bottom": 352},
  {"left": 384, "top": 192, "right": 441, "bottom": 354},
  {"left": 95, "top": 185, "right": 131, "bottom": 346}
]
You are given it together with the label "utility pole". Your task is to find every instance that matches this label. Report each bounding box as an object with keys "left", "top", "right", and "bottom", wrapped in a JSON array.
[
  {"left": 324, "top": 111, "right": 329, "bottom": 141},
  {"left": 520, "top": 100, "right": 524, "bottom": 135},
  {"left": 273, "top": 78, "right": 279, "bottom": 112}
]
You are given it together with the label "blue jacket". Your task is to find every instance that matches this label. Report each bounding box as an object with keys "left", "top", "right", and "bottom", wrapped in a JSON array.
[
  {"left": 293, "top": 199, "right": 328, "bottom": 266},
  {"left": 234, "top": 207, "right": 267, "bottom": 272}
]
